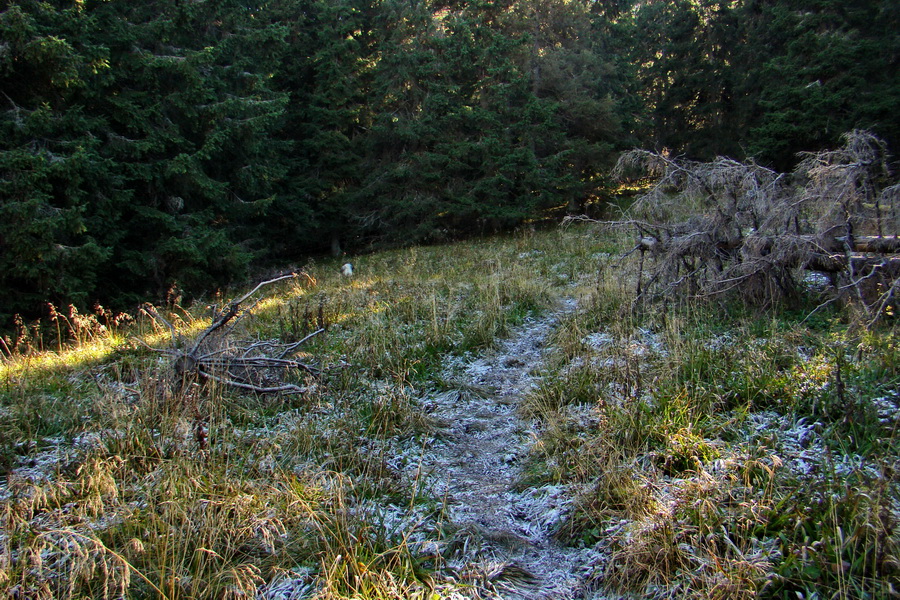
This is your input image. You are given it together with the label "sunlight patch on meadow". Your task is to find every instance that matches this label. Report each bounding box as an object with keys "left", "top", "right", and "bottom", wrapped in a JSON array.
[{"left": 0, "top": 335, "right": 125, "bottom": 382}]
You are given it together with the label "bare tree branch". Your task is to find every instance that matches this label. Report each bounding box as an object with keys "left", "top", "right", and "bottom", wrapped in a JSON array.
[
  {"left": 604, "top": 130, "right": 898, "bottom": 322},
  {"left": 187, "top": 273, "right": 296, "bottom": 356},
  {"left": 138, "top": 273, "right": 323, "bottom": 396}
]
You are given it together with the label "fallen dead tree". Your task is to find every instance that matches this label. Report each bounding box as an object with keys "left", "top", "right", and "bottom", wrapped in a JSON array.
[
  {"left": 137, "top": 274, "right": 322, "bottom": 395},
  {"left": 586, "top": 130, "right": 899, "bottom": 322}
]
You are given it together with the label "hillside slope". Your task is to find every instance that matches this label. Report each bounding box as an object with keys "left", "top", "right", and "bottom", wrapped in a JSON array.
[{"left": 1, "top": 225, "right": 897, "bottom": 599}]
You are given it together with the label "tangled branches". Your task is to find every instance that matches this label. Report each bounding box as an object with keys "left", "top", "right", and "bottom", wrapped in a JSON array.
[
  {"left": 138, "top": 274, "right": 322, "bottom": 395},
  {"left": 601, "top": 130, "right": 900, "bottom": 322}
]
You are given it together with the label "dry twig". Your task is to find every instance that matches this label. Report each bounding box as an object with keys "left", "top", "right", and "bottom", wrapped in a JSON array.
[
  {"left": 594, "top": 130, "right": 899, "bottom": 320},
  {"left": 136, "top": 274, "right": 322, "bottom": 395}
]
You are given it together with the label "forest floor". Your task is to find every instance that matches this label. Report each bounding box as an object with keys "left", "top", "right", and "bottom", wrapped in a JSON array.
[{"left": 1, "top": 225, "right": 898, "bottom": 599}]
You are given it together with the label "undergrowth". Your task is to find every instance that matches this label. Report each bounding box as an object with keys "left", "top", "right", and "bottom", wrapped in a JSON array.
[
  {"left": 3, "top": 223, "right": 898, "bottom": 599},
  {"left": 0, "top": 226, "right": 603, "bottom": 599},
  {"left": 528, "top": 282, "right": 900, "bottom": 598}
]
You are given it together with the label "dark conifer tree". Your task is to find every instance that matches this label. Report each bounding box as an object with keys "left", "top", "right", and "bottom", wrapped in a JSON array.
[
  {"left": 0, "top": 0, "right": 291, "bottom": 320},
  {"left": 746, "top": 0, "right": 900, "bottom": 168}
]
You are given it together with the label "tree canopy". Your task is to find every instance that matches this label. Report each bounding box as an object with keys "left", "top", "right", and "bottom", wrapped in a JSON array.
[{"left": 1, "top": 0, "right": 896, "bottom": 323}]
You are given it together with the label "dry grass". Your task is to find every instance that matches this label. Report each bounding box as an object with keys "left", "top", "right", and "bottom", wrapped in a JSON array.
[
  {"left": 2, "top": 221, "right": 898, "bottom": 599},
  {"left": 531, "top": 275, "right": 900, "bottom": 598},
  {"left": 0, "top": 225, "right": 607, "bottom": 599}
]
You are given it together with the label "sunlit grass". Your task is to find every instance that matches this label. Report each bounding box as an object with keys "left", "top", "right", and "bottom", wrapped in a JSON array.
[
  {"left": 0, "top": 334, "right": 124, "bottom": 381},
  {"left": 5, "top": 222, "right": 892, "bottom": 599},
  {"left": 0, "top": 316, "right": 219, "bottom": 388},
  {"left": 0, "top": 224, "right": 615, "bottom": 599}
]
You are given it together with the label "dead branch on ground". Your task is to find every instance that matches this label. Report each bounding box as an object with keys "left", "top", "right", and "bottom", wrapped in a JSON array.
[
  {"left": 591, "top": 130, "right": 899, "bottom": 321},
  {"left": 136, "top": 273, "right": 323, "bottom": 395}
]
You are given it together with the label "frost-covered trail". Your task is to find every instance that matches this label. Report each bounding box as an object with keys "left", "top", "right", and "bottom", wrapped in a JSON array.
[{"left": 422, "top": 298, "right": 603, "bottom": 599}]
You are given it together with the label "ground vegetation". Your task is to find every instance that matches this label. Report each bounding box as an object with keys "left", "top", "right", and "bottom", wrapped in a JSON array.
[
  {"left": 1, "top": 224, "right": 898, "bottom": 599},
  {"left": 2, "top": 0, "right": 897, "bottom": 323}
]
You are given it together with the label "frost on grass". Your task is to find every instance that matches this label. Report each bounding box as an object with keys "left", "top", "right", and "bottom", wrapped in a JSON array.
[
  {"left": 253, "top": 302, "right": 608, "bottom": 599},
  {"left": 5, "top": 227, "right": 898, "bottom": 599},
  {"left": 747, "top": 411, "right": 882, "bottom": 480},
  {"left": 409, "top": 302, "right": 608, "bottom": 598}
]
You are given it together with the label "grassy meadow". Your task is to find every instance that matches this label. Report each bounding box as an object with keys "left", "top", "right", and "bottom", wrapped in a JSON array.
[{"left": 1, "top": 223, "right": 898, "bottom": 599}]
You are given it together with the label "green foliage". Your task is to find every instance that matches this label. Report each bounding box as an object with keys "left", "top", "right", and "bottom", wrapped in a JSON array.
[
  {"left": 0, "top": 0, "right": 635, "bottom": 319},
  {"left": 628, "top": 0, "right": 748, "bottom": 159},
  {"left": 621, "top": 0, "right": 899, "bottom": 166},
  {"left": 3, "top": 0, "right": 897, "bottom": 323},
  {"left": 756, "top": 468, "right": 899, "bottom": 599},
  {"left": 747, "top": 0, "right": 900, "bottom": 168},
  {"left": 0, "top": 0, "right": 291, "bottom": 321}
]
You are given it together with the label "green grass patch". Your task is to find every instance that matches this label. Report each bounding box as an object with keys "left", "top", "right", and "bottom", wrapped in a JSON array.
[{"left": 3, "top": 223, "right": 899, "bottom": 599}]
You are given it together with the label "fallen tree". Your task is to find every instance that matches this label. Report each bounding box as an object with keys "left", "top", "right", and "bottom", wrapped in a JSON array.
[
  {"left": 587, "top": 130, "right": 899, "bottom": 322},
  {"left": 137, "top": 274, "right": 322, "bottom": 395}
]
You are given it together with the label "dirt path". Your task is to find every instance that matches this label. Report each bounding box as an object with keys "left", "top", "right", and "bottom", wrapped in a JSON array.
[{"left": 421, "top": 299, "right": 604, "bottom": 599}]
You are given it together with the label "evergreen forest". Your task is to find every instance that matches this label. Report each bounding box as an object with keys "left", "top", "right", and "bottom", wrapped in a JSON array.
[{"left": 2, "top": 0, "right": 899, "bottom": 324}]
